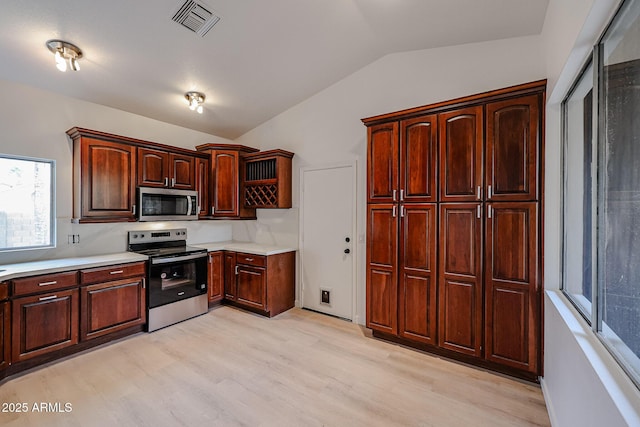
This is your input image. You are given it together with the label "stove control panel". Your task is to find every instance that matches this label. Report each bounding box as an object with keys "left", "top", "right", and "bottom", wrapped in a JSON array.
[{"left": 128, "top": 228, "right": 188, "bottom": 245}]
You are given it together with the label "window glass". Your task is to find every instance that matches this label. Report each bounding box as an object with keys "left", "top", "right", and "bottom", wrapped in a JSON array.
[
  {"left": 599, "top": 0, "right": 640, "bottom": 380},
  {"left": 0, "top": 155, "right": 55, "bottom": 251},
  {"left": 562, "top": 61, "right": 595, "bottom": 320}
]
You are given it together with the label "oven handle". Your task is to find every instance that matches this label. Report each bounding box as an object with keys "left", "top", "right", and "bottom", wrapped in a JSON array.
[{"left": 151, "top": 252, "right": 207, "bottom": 265}]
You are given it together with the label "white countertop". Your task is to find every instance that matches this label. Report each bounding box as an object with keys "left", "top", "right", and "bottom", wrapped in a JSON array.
[
  {"left": 194, "top": 241, "right": 297, "bottom": 256},
  {"left": 0, "top": 252, "right": 149, "bottom": 282},
  {"left": 0, "top": 242, "right": 295, "bottom": 282}
]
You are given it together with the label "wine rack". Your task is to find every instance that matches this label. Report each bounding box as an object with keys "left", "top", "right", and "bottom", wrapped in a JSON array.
[{"left": 243, "top": 149, "right": 294, "bottom": 208}]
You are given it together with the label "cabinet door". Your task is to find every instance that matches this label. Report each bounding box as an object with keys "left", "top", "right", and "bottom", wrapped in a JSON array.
[
  {"left": 170, "top": 154, "right": 195, "bottom": 190},
  {"left": 138, "top": 147, "right": 169, "bottom": 188},
  {"left": 366, "top": 204, "right": 398, "bottom": 334},
  {"left": 367, "top": 122, "right": 399, "bottom": 203},
  {"left": 236, "top": 265, "right": 267, "bottom": 311},
  {"left": 196, "top": 157, "right": 210, "bottom": 217},
  {"left": 212, "top": 151, "right": 239, "bottom": 217},
  {"left": 486, "top": 95, "right": 540, "bottom": 201},
  {"left": 12, "top": 289, "right": 79, "bottom": 362},
  {"left": 400, "top": 115, "right": 437, "bottom": 202},
  {"left": 208, "top": 251, "right": 224, "bottom": 303},
  {"left": 438, "top": 203, "right": 483, "bottom": 357},
  {"left": 398, "top": 204, "right": 437, "bottom": 345},
  {"left": 80, "top": 278, "right": 146, "bottom": 341},
  {"left": 485, "top": 202, "right": 539, "bottom": 373},
  {"left": 0, "top": 300, "right": 9, "bottom": 373},
  {"left": 439, "top": 106, "right": 484, "bottom": 202},
  {"left": 80, "top": 138, "right": 136, "bottom": 221},
  {"left": 224, "top": 252, "right": 237, "bottom": 300}
]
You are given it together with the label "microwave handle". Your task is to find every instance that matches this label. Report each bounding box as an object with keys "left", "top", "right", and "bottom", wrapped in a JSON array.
[{"left": 187, "top": 195, "right": 192, "bottom": 215}]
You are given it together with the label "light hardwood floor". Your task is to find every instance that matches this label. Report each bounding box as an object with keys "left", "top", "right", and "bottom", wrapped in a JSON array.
[{"left": 0, "top": 306, "right": 550, "bottom": 426}]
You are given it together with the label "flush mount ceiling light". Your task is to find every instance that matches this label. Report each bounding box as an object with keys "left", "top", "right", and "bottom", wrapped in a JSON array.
[
  {"left": 185, "top": 91, "right": 205, "bottom": 114},
  {"left": 46, "top": 39, "right": 83, "bottom": 72}
]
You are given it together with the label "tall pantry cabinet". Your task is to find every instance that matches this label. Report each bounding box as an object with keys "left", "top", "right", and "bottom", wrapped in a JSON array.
[{"left": 363, "top": 80, "right": 545, "bottom": 381}]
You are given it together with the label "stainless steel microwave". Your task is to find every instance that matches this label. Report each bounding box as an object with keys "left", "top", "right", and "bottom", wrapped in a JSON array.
[{"left": 138, "top": 187, "right": 198, "bottom": 221}]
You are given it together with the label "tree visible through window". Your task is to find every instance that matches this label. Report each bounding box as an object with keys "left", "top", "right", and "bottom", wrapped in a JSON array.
[{"left": 0, "top": 155, "right": 54, "bottom": 250}]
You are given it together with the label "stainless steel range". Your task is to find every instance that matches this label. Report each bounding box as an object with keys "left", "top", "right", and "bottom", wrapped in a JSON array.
[{"left": 128, "top": 228, "right": 208, "bottom": 332}]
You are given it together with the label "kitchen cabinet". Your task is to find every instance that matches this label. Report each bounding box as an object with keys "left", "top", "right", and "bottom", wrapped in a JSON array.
[
  {"left": 138, "top": 147, "right": 196, "bottom": 190},
  {"left": 0, "top": 283, "right": 9, "bottom": 376},
  {"left": 68, "top": 128, "right": 137, "bottom": 223},
  {"left": 485, "top": 95, "right": 540, "bottom": 201},
  {"left": 208, "top": 251, "right": 224, "bottom": 304},
  {"left": 438, "top": 203, "right": 483, "bottom": 357},
  {"left": 366, "top": 204, "right": 398, "bottom": 335},
  {"left": 196, "top": 144, "right": 259, "bottom": 219},
  {"left": 224, "top": 251, "right": 295, "bottom": 317},
  {"left": 484, "top": 202, "right": 539, "bottom": 373},
  {"left": 196, "top": 157, "right": 210, "bottom": 218},
  {"left": 439, "top": 106, "right": 484, "bottom": 202},
  {"left": 12, "top": 269, "right": 80, "bottom": 362},
  {"left": 243, "top": 149, "right": 294, "bottom": 208},
  {"left": 363, "top": 80, "right": 545, "bottom": 381},
  {"left": 79, "top": 262, "right": 146, "bottom": 341}
]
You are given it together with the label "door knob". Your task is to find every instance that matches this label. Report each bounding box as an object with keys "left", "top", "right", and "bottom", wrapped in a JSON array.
[
  {"left": 344, "top": 249, "right": 350, "bottom": 254},
  {"left": 345, "top": 237, "right": 350, "bottom": 242}
]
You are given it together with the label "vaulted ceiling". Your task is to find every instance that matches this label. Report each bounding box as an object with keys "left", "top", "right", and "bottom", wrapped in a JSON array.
[{"left": 0, "top": 0, "right": 549, "bottom": 139}]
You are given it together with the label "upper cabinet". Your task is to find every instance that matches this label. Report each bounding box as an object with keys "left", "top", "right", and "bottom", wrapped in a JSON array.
[
  {"left": 400, "top": 115, "right": 438, "bottom": 203},
  {"left": 485, "top": 95, "right": 540, "bottom": 201},
  {"left": 68, "top": 129, "right": 137, "bottom": 223},
  {"left": 68, "top": 128, "right": 294, "bottom": 223},
  {"left": 138, "top": 147, "right": 195, "bottom": 190},
  {"left": 196, "top": 144, "right": 259, "bottom": 219},
  {"left": 367, "top": 122, "right": 399, "bottom": 203},
  {"left": 439, "top": 106, "right": 484, "bottom": 202},
  {"left": 243, "top": 149, "right": 294, "bottom": 209}
]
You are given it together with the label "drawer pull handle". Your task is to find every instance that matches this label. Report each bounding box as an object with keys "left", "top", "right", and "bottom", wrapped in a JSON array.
[
  {"left": 39, "top": 295, "right": 58, "bottom": 301},
  {"left": 178, "top": 291, "right": 185, "bottom": 296},
  {"left": 245, "top": 258, "right": 254, "bottom": 262},
  {"left": 39, "top": 281, "right": 58, "bottom": 287},
  {"left": 110, "top": 270, "right": 124, "bottom": 275}
]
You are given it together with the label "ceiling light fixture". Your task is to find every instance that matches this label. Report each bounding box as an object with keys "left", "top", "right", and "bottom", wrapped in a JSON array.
[
  {"left": 46, "top": 40, "right": 83, "bottom": 72},
  {"left": 185, "top": 91, "right": 205, "bottom": 114}
]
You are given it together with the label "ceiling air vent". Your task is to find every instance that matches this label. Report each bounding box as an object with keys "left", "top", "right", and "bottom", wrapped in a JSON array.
[{"left": 172, "top": 0, "right": 221, "bottom": 37}]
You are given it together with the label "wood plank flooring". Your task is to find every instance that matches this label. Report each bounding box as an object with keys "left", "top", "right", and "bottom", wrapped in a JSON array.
[{"left": 0, "top": 306, "right": 550, "bottom": 426}]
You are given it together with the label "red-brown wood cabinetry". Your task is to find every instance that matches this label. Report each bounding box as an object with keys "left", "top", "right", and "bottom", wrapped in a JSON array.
[
  {"left": 138, "top": 147, "right": 195, "bottom": 190},
  {"left": 363, "top": 80, "right": 545, "bottom": 381},
  {"left": 0, "top": 283, "right": 9, "bottom": 375},
  {"left": 68, "top": 131, "right": 137, "bottom": 223},
  {"left": 208, "top": 251, "right": 224, "bottom": 304},
  {"left": 196, "top": 144, "right": 259, "bottom": 219}
]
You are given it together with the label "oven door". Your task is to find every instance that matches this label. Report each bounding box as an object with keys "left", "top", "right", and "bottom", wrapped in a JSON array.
[{"left": 148, "top": 252, "right": 207, "bottom": 308}]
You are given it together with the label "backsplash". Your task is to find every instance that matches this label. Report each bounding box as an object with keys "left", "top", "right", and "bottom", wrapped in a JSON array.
[{"left": 0, "top": 219, "right": 233, "bottom": 266}]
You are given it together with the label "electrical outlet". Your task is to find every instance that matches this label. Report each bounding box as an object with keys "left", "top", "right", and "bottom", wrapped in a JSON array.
[
  {"left": 321, "top": 289, "right": 331, "bottom": 305},
  {"left": 67, "top": 234, "right": 80, "bottom": 244}
]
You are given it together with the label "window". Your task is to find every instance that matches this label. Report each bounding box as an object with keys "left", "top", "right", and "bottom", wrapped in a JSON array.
[
  {"left": 0, "top": 154, "right": 55, "bottom": 251},
  {"left": 562, "top": 0, "right": 640, "bottom": 387}
]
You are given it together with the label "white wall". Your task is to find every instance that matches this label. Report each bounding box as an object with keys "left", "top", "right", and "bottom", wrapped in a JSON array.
[
  {"left": 0, "top": 79, "right": 233, "bottom": 266},
  {"left": 235, "top": 35, "right": 546, "bottom": 325},
  {"left": 541, "top": 0, "right": 640, "bottom": 425}
]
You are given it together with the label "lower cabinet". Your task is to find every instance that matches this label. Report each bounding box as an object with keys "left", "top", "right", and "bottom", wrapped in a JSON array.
[
  {"left": 80, "top": 278, "right": 146, "bottom": 341},
  {"left": 223, "top": 251, "right": 295, "bottom": 317},
  {"left": 208, "top": 251, "right": 224, "bottom": 304},
  {"left": 79, "top": 262, "right": 147, "bottom": 341},
  {"left": 12, "top": 289, "right": 80, "bottom": 363},
  {"left": 1, "top": 283, "right": 10, "bottom": 375}
]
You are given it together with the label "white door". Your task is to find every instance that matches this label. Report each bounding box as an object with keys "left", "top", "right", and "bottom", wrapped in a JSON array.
[{"left": 300, "top": 163, "right": 355, "bottom": 320}]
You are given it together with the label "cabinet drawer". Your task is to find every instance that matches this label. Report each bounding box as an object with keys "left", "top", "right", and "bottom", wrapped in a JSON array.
[
  {"left": 235, "top": 252, "right": 266, "bottom": 267},
  {"left": 80, "top": 262, "right": 146, "bottom": 285},
  {"left": 12, "top": 271, "right": 78, "bottom": 296}
]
